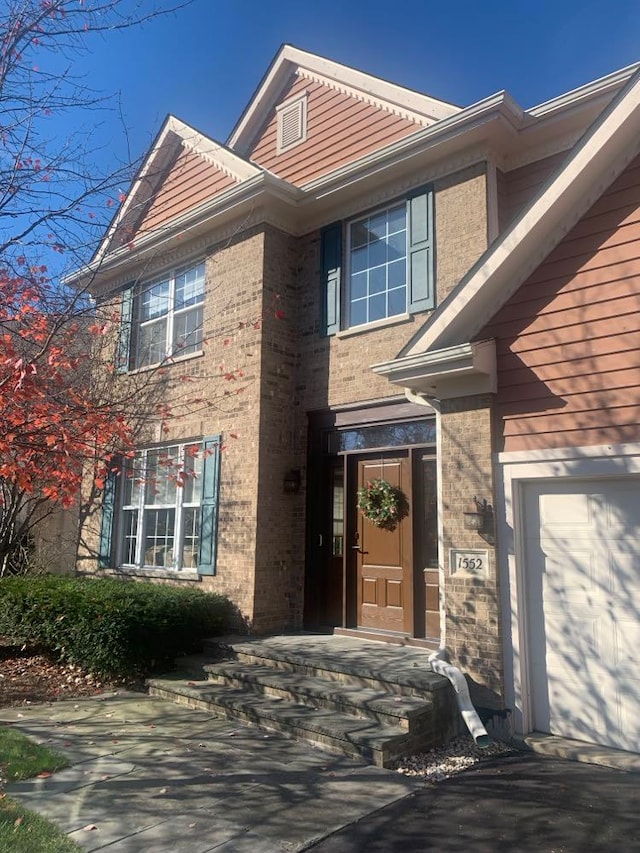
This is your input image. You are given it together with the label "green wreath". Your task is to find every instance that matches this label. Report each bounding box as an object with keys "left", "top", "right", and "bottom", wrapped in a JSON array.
[{"left": 357, "top": 478, "right": 400, "bottom": 528}]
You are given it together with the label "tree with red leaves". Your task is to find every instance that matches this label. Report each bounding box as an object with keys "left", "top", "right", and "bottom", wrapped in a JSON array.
[{"left": 0, "top": 1, "right": 194, "bottom": 573}]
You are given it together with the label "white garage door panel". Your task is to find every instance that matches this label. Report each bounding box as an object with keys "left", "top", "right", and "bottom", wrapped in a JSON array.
[{"left": 524, "top": 478, "right": 640, "bottom": 754}]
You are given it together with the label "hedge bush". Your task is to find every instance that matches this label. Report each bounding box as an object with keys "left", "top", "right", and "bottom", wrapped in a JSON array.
[{"left": 0, "top": 575, "right": 231, "bottom": 679}]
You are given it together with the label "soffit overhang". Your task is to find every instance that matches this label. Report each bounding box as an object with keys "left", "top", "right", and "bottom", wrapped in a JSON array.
[
  {"left": 371, "top": 339, "right": 497, "bottom": 400},
  {"left": 71, "top": 62, "right": 640, "bottom": 296}
]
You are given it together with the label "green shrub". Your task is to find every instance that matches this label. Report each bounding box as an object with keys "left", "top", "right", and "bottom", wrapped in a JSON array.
[{"left": 0, "top": 575, "right": 231, "bottom": 679}]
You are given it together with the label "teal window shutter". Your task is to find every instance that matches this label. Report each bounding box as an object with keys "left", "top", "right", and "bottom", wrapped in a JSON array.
[
  {"left": 116, "top": 285, "right": 134, "bottom": 373},
  {"left": 320, "top": 222, "right": 342, "bottom": 335},
  {"left": 198, "top": 435, "right": 221, "bottom": 576},
  {"left": 407, "top": 186, "right": 435, "bottom": 314},
  {"left": 98, "top": 470, "right": 117, "bottom": 568}
]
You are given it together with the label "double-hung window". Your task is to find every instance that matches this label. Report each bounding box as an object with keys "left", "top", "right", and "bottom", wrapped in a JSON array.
[
  {"left": 99, "top": 436, "right": 220, "bottom": 574},
  {"left": 132, "top": 261, "right": 205, "bottom": 369},
  {"left": 320, "top": 185, "right": 434, "bottom": 335},
  {"left": 119, "top": 443, "right": 203, "bottom": 571}
]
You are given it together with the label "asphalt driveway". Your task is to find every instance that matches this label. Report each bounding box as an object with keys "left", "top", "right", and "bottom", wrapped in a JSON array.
[{"left": 308, "top": 752, "right": 640, "bottom": 852}]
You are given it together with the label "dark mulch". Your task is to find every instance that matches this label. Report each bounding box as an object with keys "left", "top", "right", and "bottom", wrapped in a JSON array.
[{"left": 0, "top": 639, "right": 142, "bottom": 708}]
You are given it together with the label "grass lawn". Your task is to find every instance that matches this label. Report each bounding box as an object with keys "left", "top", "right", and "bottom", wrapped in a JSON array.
[{"left": 0, "top": 726, "right": 81, "bottom": 852}]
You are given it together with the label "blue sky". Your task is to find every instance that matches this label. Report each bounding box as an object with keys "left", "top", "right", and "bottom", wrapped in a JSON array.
[
  {"left": 16, "top": 0, "right": 640, "bottom": 277},
  {"left": 78, "top": 0, "right": 640, "bottom": 164}
]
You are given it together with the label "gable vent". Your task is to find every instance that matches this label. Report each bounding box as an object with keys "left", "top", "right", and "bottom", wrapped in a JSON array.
[{"left": 277, "top": 93, "right": 308, "bottom": 154}]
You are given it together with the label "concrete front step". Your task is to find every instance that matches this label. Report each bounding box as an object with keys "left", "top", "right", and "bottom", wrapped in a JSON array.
[
  {"left": 195, "top": 660, "right": 435, "bottom": 730},
  {"left": 152, "top": 634, "right": 459, "bottom": 767},
  {"left": 147, "top": 676, "right": 416, "bottom": 767},
  {"left": 202, "top": 634, "right": 449, "bottom": 698}
]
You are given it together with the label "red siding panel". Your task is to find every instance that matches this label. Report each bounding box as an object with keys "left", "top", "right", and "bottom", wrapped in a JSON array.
[
  {"left": 249, "top": 72, "right": 422, "bottom": 186},
  {"left": 480, "top": 154, "right": 640, "bottom": 452},
  {"left": 137, "top": 148, "right": 238, "bottom": 237},
  {"left": 498, "top": 151, "right": 568, "bottom": 230}
]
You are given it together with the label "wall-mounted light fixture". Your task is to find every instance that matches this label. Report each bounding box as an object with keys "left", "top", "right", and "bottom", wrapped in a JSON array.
[
  {"left": 463, "top": 497, "right": 491, "bottom": 533},
  {"left": 283, "top": 469, "right": 301, "bottom": 494}
]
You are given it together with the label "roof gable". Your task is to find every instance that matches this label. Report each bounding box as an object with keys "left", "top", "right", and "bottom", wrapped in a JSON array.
[
  {"left": 246, "top": 66, "right": 435, "bottom": 186},
  {"left": 95, "top": 117, "right": 260, "bottom": 263},
  {"left": 228, "top": 45, "right": 460, "bottom": 163}
]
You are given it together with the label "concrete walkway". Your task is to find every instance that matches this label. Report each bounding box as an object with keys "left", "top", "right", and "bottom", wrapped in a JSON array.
[
  {"left": 2, "top": 691, "right": 419, "bottom": 851},
  {"left": 3, "top": 691, "right": 640, "bottom": 852}
]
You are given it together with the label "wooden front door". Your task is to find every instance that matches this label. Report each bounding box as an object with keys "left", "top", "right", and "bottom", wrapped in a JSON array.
[{"left": 354, "top": 454, "right": 413, "bottom": 633}]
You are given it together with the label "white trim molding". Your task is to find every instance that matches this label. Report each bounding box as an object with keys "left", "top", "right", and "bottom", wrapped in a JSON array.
[{"left": 372, "top": 338, "right": 496, "bottom": 399}]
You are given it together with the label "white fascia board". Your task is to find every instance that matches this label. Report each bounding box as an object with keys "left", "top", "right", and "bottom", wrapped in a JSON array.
[
  {"left": 527, "top": 62, "right": 640, "bottom": 118},
  {"left": 402, "top": 66, "right": 640, "bottom": 357},
  {"left": 71, "top": 174, "right": 301, "bottom": 286},
  {"left": 90, "top": 114, "right": 179, "bottom": 268},
  {"left": 371, "top": 339, "right": 496, "bottom": 398},
  {"left": 300, "top": 92, "right": 524, "bottom": 198},
  {"left": 228, "top": 44, "right": 461, "bottom": 153},
  {"left": 170, "top": 117, "right": 261, "bottom": 182}
]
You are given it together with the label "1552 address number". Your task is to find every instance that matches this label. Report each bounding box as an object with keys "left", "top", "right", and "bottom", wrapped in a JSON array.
[{"left": 450, "top": 549, "right": 488, "bottom": 575}]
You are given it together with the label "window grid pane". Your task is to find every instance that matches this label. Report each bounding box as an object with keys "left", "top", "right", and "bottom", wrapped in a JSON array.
[
  {"left": 118, "top": 442, "right": 206, "bottom": 572},
  {"left": 349, "top": 205, "right": 407, "bottom": 327},
  {"left": 133, "top": 262, "right": 204, "bottom": 368},
  {"left": 181, "top": 508, "right": 200, "bottom": 569},
  {"left": 121, "top": 509, "right": 138, "bottom": 565},
  {"left": 143, "top": 508, "right": 175, "bottom": 568}
]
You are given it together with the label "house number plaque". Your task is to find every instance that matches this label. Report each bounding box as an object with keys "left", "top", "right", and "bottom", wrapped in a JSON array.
[{"left": 450, "top": 549, "right": 489, "bottom": 576}]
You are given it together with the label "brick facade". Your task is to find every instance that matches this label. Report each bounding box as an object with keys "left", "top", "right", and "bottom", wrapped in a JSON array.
[
  {"left": 439, "top": 395, "right": 503, "bottom": 708},
  {"left": 79, "top": 163, "right": 502, "bottom": 687}
]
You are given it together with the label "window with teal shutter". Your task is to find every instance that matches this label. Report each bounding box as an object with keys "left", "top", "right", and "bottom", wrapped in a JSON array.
[
  {"left": 322, "top": 185, "right": 434, "bottom": 332},
  {"left": 108, "top": 439, "right": 221, "bottom": 574}
]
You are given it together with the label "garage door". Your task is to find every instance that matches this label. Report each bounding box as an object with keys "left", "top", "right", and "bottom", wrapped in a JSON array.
[{"left": 523, "top": 478, "right": 640, "bottom": 753}]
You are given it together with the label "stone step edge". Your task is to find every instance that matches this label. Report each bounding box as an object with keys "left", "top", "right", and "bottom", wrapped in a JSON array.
[
  {"left": 147, "top": 677, "right": 412, "bottom": 767},
  {"left": 200, "top": 641, "right": 448, "bottom": 697},
  {"left": 200, "top": 660, "right": 436, "bottom": 730}
]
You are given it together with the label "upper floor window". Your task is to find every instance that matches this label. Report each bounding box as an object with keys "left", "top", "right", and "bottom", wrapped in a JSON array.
[
  {"left": 348, "top": 203, "right": 407, "bottom": 327},
  {"left": 132, "top": 261, "right": 205, "bottom": 369},
  {"left": 320, "top": 185, "right": 434, "bottom": 336}
]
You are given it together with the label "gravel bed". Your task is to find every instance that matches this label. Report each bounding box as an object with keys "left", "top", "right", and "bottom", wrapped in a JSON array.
[{"left": 393, "top": 734, "right": 519, "bottom": 783}]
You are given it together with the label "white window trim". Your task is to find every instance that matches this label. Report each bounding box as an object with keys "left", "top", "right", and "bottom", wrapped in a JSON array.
[
  {"left": 133, "top": 260, "right": 205, "bottom": 370},
  {"left": 276, "top": 92, "right": 308, "bottom": 154},
  {"left": 346, "top": 202, "right": 409, "bottom": 329},
  {"left": 117, "top": 442, "right": 202, "bottom": 573}
]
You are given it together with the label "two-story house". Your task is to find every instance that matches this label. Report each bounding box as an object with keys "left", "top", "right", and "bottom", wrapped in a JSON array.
[{"left": 73, "top": 46, "right": 640, "bottom": 756}]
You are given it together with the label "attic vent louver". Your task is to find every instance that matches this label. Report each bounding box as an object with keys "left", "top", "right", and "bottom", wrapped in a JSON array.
[{"left": 276, "top": 92, "right": 308, "bottom": 154}]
